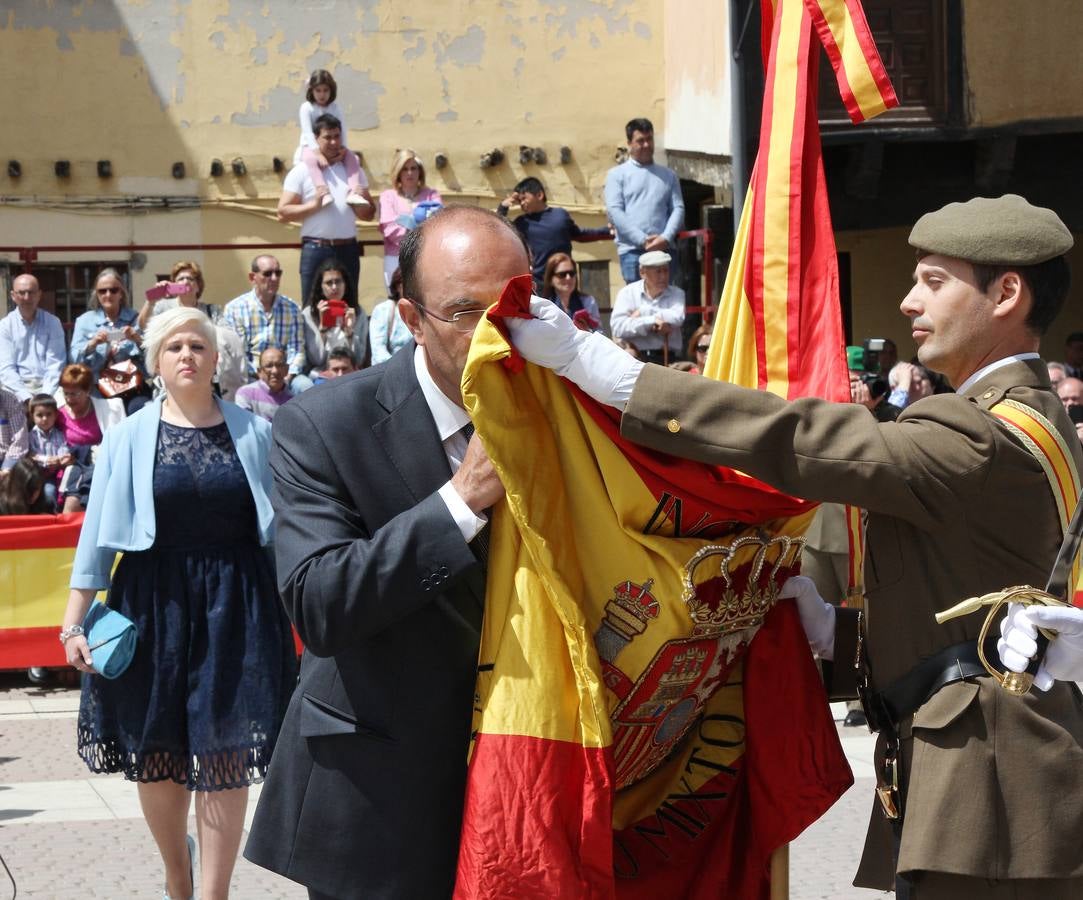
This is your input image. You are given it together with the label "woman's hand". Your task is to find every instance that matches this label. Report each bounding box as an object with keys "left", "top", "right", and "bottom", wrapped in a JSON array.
[
  {"left": 123, "top": 325, "right": 141, "bottom": 344},
  {"left": 64, "top": 633, "right": 94, "bottom": 672},
  {"left": 91, "top": 329, "right": 110, "bottom": 349},
  {"left": 344, "top": 308, "right": 356, "bottom": 334}
]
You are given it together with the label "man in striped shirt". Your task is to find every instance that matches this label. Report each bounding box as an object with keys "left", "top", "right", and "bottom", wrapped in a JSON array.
[{"left": 222, "top": 255, "right": 309, "bottom": 391}]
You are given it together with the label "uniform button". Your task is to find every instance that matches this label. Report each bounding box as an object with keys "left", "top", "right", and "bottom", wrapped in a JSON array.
[
  {"left": 421, "top": 577, "right": 431, "bottom": 591},
  {"left": 439, "top": 566, "right": 449, "bottom": 577},
  {"left": 982, "top": 389, "right": 996, "bottom": 400},
  {"left": 667, "top": 418, "right": 681, "bottom": 434}
]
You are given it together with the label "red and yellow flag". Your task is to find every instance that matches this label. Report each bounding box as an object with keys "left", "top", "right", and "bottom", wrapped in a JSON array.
[
  {"left": 455, "top": 277, "right": 851, "bottom": 899},
  {"left": 0, "top": 514, "right": 83, "bottom": 669},
  {"left": 705, "top": 0, "right": 898, "bottom": 400}
]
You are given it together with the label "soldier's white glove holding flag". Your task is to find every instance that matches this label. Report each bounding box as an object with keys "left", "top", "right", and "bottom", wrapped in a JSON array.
[
  {"left": 506, "top": 297, "right": 643, "bottom": 410},
  {"left": 779, "top": 575, "right": 836, "bottom": 660},
  {"left": 998, "top": 602, "right": 1083, "bottom": 691}
]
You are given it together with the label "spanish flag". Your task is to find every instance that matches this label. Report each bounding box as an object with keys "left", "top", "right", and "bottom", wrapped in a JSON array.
[
  {"left": 0, "top": 514, "right": 83, "bottom": 668},
  {"left": 455, "top": 276, "right": 852, "bottom": 899},
  {"left": 706, "top": 0, "right": 898, "bottom": 400}
]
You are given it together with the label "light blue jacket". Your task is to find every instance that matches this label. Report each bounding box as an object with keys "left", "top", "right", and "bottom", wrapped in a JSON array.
[{"left": 70, "top": 395, "right": 275, "bottom": 591}]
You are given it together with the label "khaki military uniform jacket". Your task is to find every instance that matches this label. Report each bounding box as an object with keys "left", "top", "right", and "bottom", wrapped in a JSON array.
[{"left": 622, "top": 358, "right": 1083, "bottom": 887}]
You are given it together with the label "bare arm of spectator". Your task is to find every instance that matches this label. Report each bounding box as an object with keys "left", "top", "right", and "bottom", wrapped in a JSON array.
[
  {"left": 277, "top": 185, "right": 327, "bottom": 223},
  {"left": 351, "top": 187, "right": 376, "bottom": 222},
  {"left": 604, "top": 168, "right": 648, "bottom": 249}
]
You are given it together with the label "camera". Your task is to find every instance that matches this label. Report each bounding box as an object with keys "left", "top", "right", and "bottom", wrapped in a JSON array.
[
  {"left": 1068, "top": 405, "right": 1083, "bottom": 425},
  {"left": 858, "top": 339, "right": 888, "bottom": 399}
]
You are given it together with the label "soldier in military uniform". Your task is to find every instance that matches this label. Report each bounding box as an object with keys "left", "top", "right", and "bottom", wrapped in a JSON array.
[{"left": 507, "top": 194, "right": 1083, "bottom": 898}]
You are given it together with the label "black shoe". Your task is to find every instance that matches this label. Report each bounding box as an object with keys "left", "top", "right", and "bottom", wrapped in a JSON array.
[
  {"left": 843, "top": 708, "right": 867, "bottom": 728},
  {"left": 27, "top": 667, "right": 50, "bottom": 685}
]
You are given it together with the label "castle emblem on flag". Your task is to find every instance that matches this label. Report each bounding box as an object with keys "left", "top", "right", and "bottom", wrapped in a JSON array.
[{"left": 595, "top": 535, "right": 805, "bottom": 788}]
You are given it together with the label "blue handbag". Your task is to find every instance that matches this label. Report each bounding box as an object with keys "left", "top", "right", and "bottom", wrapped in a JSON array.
[{"left": 82, "top": 601, "right": 137, "bottom": 679}]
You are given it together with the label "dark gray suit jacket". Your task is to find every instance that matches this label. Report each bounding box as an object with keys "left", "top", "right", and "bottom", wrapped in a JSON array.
[{"left": 244, "top": 345, "right": 485, "bottom": 899}]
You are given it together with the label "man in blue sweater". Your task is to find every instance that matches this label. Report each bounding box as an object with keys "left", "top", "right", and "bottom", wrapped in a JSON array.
[
  {"left": 497, "top": 177, "right": 610, "bottom": 287},
  {"left": 604, "top": 118, "right": 685, "bottom": 283}
]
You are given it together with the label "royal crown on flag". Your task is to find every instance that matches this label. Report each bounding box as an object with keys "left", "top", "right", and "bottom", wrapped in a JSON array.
[{"left": 682, "top": 535, "right": 805, "bottom": 637}]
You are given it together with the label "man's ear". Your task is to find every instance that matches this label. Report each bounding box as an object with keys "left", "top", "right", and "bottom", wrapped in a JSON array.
[
  {"left": 991, "top": 271, "right": 1026, "bottom": 321},
  {"left": 398, "top": 298, "right": 425, "bottom": 344}
]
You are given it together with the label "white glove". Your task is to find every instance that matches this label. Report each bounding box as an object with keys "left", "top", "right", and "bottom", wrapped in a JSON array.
[
  {"left": 779, "top": 575, "right": 836, "bottom": 660},
  {"left": 998, "top": 601, "right": 1083, "bottom": 691},
  {"left": 506, "top": 297, "right": 643, "bottom": 409}
]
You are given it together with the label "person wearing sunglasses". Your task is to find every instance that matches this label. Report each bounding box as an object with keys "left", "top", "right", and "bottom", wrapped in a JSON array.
[
  {"left": 541, "top": 253, "right": 602, "bottom": 332},
  {"left": 70, "top": 268, "right": 151, "bottom": 413},
  {"left": 222, "top": 254, "right": 311, "bottom": 393},
  {"left": 685, "top": 323, "right": 712, "bottom": 374}
]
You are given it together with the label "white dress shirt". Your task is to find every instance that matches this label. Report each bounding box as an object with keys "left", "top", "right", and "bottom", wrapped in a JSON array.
[{"left": 413, "top": 346, "right": 488, "bottom": 542}]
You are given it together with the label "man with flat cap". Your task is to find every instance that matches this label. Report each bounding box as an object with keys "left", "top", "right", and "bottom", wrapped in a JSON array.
[
  {"left": 507, "top": 194, "right": 1083, "bottom": 898},
  {"left": 610, "top": 249, "right": 686, "bottom": 364}
]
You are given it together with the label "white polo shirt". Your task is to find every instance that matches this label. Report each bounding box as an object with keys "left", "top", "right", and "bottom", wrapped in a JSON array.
[{"left": 282, "top": 161, "right": 368, "bottom": 240}]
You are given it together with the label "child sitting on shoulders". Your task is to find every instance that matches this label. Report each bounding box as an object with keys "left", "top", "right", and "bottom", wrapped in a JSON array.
[
  {"left": 27, "top": 393, "right": 71, "bottom": 512},
  {"left": 296, "top": 68, "right": 368, "bottom": 207}
]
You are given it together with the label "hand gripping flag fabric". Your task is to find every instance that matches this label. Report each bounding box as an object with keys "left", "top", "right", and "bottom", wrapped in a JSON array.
[{"left": 453, "top": 275, "right": 852, "bottom": 900}]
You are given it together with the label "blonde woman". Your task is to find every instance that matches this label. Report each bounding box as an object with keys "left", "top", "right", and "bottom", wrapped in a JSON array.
[
  {"left": 61, "top": 307, "right": 296, "bottom": 900},
  {"left": 377, "top": 148, "right": 442, "bottom": 287},
  {"left": 70, "top": 268, "right": 150, "bottom": 412}
]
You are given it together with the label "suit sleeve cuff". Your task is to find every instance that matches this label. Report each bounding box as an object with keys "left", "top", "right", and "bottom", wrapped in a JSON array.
[{"left": 438, "top": 480, "right": 488, "bottom": 542}]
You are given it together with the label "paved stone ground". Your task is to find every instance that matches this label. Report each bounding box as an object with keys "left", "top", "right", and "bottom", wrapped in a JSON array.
[{"left": 0, "top": 671, "right": 879, "bottom": 898}]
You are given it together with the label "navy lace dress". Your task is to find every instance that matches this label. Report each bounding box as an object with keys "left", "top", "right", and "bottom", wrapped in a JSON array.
[{"left": 77, "top": 420, "right": 297, "bottom": 790}]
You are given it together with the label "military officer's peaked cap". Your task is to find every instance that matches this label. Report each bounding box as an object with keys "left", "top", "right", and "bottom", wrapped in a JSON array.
[{"left": 909, "top": 194, "right": 1073, "bottom": 265}]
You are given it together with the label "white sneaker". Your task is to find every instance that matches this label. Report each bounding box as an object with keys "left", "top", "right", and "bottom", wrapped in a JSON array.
[{"left": 346, "top": 193, "right": 371, "bottom": 207}]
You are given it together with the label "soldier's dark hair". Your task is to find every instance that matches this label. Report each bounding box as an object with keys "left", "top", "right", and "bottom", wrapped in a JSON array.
[
  {"left": 625, "top": 118, "right": 654, "bottom": 141},
  {"left": 972, "top": 257, "right": 1071, "bottom": 336}
]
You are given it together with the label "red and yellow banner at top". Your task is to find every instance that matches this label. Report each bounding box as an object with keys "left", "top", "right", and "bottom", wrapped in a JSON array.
[{"left": 706, "top": 0, "right": 897, "bottom": 401}]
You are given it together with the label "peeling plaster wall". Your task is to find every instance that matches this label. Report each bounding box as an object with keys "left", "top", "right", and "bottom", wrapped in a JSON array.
[
  {"left": 1, "top": 0, "right": 663, "bottom": 304},
  {"left": 962, "top": 0, "right": 1083, "bottom": 128},
  {"left": 0, "top": 1, "right": 662, "bottom": 202}
]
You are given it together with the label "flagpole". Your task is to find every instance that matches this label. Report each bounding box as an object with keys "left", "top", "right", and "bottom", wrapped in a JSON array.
[{"left": 769, "top": 845, "right": 790, "bottom": 899}]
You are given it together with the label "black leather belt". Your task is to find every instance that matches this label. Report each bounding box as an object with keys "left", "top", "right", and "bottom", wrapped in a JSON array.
[
  {"left": 862, "top": 636, "right": 997, "bottom": 734},
  {"left": 301, "top": 237, "right": 358, "bottom": 247}
]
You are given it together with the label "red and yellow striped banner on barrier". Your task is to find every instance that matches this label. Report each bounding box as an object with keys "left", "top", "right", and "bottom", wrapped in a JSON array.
[{"left": 0, "top": 513, "right": 85, "bottom": 669}]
